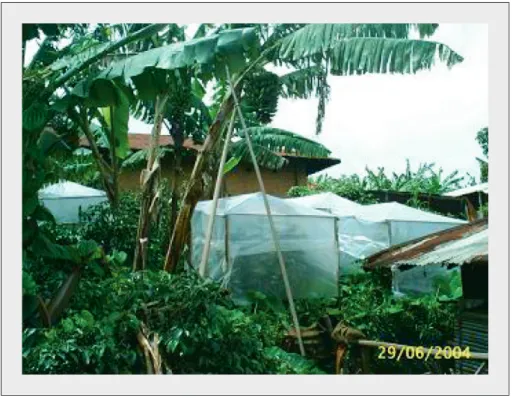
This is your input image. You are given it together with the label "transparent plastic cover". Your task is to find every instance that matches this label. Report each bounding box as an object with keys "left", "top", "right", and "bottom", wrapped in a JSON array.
[{"left": 191, "top": 193, "right": 339, "bottom": 302}]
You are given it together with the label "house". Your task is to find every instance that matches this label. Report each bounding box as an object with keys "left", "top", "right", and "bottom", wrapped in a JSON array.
[
  {"left": 81, "top": 133, "right": 341, "bottom": 197},
  {"left": 445, "top": 183, "right": 488, "bottom": 220},
  {"left": 364, "top": 219, "right": 488, "bottom": 374}
]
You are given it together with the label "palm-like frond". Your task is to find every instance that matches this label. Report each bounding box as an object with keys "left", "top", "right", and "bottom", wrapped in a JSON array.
[
  {"left": 278, "top": 24, "right": 463, "bottom": 75},
  {"left": 121, "top": 147, "right": 175, "bottom": 169},
  {"left": 476, "top": 157, "right": 488, "bottom": 183},
  {"left": 350, "top": 24, "right": 439, "bottom": 39},
  {"left": 279, "top": 65, "right": 325, "bottom": 99},
  {"left": 238, "top": 127, "right": 331, "bottom": 157},
  {"left": 476, "top": 127, "right": 488, "bottom": 157},
  {"left": 228, "top": 126, "right": 331, "bottom": 170},
  {"left": 230, "top": 140, "right": 287, "bottom": 170},
  {"left": 330, "top": 38, "right": 462, "bottom": 75}
]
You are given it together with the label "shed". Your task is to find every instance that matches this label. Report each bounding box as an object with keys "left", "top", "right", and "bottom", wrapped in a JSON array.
[
  {"left": 38, "top": 181, "right": 108, "bottom": 224},
  {"left": 191, "top": 192, "right": 339, "bottom": 302},
  {"left": 446, "top": 183, "right": 488, "bottom": 220},
  {"left": 364, "top": 219, "right": 489, "bottom": 374}
]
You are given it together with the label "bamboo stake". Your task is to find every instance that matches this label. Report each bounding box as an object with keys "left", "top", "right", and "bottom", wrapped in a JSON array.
[
  {"left": 199, "top": 111, "right": 236, "bottom": 278},
  {"left": 226, "top": 66, "right": 305, "bottom": 357}
]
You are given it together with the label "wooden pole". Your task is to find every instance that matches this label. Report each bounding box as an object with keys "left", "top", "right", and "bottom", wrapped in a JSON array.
[
  {"left": 198, "top": 112, "right": 236, "bottom": 278},
  {"left": 226, "top": 66, "right": 306, "bottom": 357}
]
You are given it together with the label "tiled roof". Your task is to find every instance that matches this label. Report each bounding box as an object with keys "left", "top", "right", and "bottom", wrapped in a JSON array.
[{"left": 79, "top": 133, "right": 201, "bottom": 151}]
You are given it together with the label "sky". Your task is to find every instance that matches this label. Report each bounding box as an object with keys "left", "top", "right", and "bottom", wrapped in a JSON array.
[
  {"left": 268, "top": 24, "right": 488, "bottom": 179},
  {"left": 27, "top": 24, "right": 488, "bottom": 181},
  {"left": 130, "top": 24, "right": 489, "bottom": 181}
]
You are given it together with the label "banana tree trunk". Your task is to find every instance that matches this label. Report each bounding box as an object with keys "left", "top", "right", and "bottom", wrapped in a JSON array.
[
  {"left": 69, "top": 108, "right": 119, "bottom": 207},
  {"left": 168, "top": 149, "right": 181, "bottom": 247},
  {"left": 133, "top": 94, "right": 168, "bottom": 272},
  {"left": 163, "top": 89, "right": 238, "bottom": 273}
]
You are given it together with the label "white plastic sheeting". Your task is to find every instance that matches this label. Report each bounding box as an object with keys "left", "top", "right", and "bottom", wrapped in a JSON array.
[
  {"left": 191, "top": 193, "right": 339, "bottom": 302},
  {"left": 391, "top": 264, "right": 463, "bottom": 297},
  {"left": 446, "top": 183, "right": 488, "bottom": 197},
  {"left": 340, "top": 203, "right": 466, "bottom": 274},
  {"left": 286, "top": 192, "right": 363, "bottom": 214},
  {"left": 38, "top": 181, "right": 108, "bottom": 224},
  {"left": 286, "top": 195, "right": 467, "bottom": 275}
]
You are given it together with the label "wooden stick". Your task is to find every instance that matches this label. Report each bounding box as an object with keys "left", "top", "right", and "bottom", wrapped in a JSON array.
[
  {"left": 226, "top": 66, "right": 306, "bottom": 357},
  {"left": 198, "top": 112, "right": 236, "bottom": 278},
  {"left": 356, "top": 339, "right": 489, "bottom": 361},
  {"left": 475, "top": 361, "right": 487, "bottom": 374}
]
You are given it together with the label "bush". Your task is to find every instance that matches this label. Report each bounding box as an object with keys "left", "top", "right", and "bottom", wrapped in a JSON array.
[
  {"left": 325, "top": 272, "right": 458, "bottom": 374},
  {"left": 288, "top": 174, "right": 376, "bottom": 204},
  {"left": 23, "top": 269, "right": 326, "bottom": 375},
  {"left": 77, "top": 189, "right": 172, "bottom": 269}
]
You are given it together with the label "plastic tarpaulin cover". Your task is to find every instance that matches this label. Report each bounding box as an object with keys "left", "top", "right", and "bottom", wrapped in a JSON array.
[
  {"left": 38, "top": 181, "right": 108, "bottom": 224},
  {"left": 338, "top": 216, "right": 389, "bottom": 274},
  {"left": 392, "top": 264, "right": 463, "bottom": 298},
  {"left": 191, "top": 193, "right": 339, "bottom": 302}
]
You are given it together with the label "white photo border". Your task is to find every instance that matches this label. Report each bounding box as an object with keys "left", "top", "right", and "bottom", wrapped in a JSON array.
[{"left": 1, "top": 2, "right": 509, "bottom": 395}]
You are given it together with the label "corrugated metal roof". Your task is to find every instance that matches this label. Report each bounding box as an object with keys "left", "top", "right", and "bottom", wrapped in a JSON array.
[
  {"left": 364, "top": 219, "right": 488, "bottom": 269},
  {"left": 395, "top": 229, "right": 487, "bottom": 267}
]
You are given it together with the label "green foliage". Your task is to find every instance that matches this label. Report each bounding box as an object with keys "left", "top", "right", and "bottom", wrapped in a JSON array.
[
  {"left": 263, "top": 347, "right": 325, "bottom": 374},
  {"left": 243, "top": 70, "right": 281, "bottom": 124},
  {"left": 77, "top": 190, "right": 171, "bottom": 268},
  {"left": 476, "top": 127, "right": 488, "bottom": 157},
  {"left": 288, "top": 174, "right": 377, "bottom": 204},
  {"left": 99, "top": 82, "right": 131, "bottom": 159},
  {"left": 22, "top": 23, "right": 467, "bottom": 377},
  {"left": 288, "top": 160, "right": 469, "bottom": 208},
  {"left": 476, "top": 127, "right": 488, "bottom": 183},
  {"left": 329, "top": 273, "right": 457, "bottom": 374},
  {"left": 23, "top": 270, "right": 325, "bottom": 374},
  {"left": 432, "top": 269, "right": 463, "bottom": 301},
  {"left": 46, "top": 151, "right": 103, "bottom": 189},
  {"left": 230, "top": 126, "right": 331, "bottom": 171},
  {"left": 83, "top": 27, "right": 258, "bottom": 98},
  {"left": 278, "top": 24, "right": 463, "bottom": 74},
  {"left": 23, "top": 309, "right": 139, "bottom": 374},
  {"left": 23, "top": 270, "right": 38, "bottom": 296}
]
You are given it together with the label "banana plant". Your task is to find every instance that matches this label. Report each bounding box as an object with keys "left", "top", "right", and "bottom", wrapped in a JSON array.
[
  {"left": 476, "top": 127, "right": 488, "bottom": 183},
  {"left": 70, "top": 27, "right": 259, "bottom": 270},
  {"left": 163, "top": 23, "right": 464, "bottom": 272},
  {"left": 60, "top": 23, "right": 465, "bottom": 273}
]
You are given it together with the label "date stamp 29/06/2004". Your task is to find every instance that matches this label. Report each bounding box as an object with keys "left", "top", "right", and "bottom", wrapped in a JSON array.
[{"left": 377, "top": 345, "right": 472, "bottom": 361}]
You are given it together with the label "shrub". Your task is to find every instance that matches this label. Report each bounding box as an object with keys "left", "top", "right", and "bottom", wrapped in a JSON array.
[
  {"left": 23, "top": 269, "right": 326, "bottom": 375},
  {"left": 326, "top": 272, "right": 458, "bottom": 374},
  {"left": 77, "top": 189, "right": 172, "bottom": 269}
]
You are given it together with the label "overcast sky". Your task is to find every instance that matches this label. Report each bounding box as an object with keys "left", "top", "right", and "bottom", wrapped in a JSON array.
[
  {"left": 129, "top": 24, "right": 488, "bottom": 181},
  {"left": 269, "top": 24, "right": 488, "bottom": 179}
]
